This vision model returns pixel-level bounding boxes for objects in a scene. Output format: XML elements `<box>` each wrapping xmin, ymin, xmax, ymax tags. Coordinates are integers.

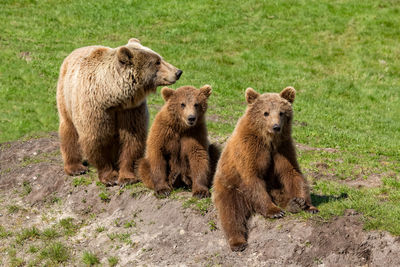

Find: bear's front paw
<box><xmin>65</xmin><ymin>164</ymin><xmax>88</xmax><ymax>176</ymax></box>
<box><xmin>118</xmin><ymin>171</ymin><xmax>140</xmax><ymax>185</ymax></box>
<box><xmin>99</xmin><ymin>170</ymin><xmax>118</xmax><ymax>186</ymax></box>
<box><xmin>192</xmin><ymin>188</ymin><xmax>210</xmax><ymax>199</ymax></box>
<box><xmin>306</xmin><ymin>205</ymin><xmax>319</xmax><ymax>214</ymax></box>
<box><xmin>155</xmin><ymin>185</ymin><xmax>172</xmax><ymax>197</ymax></box>
<box><xmin>287</xmin><ymin>197</ymin><xmax>307</xmax><ymax>213</ymax></box>
<box><xmin>264</xmin><ymin>206</ymin><xmax>285</xmax><ymax>219</ymax></box>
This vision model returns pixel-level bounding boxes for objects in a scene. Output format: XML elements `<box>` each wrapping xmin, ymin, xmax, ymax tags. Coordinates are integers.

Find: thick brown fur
<box><xmin>138</xmin><ymin>85</ymin><xmax>218</xmax><ymax>198</ymax></box>
<box><xmin>57</xmin><ymin>38</ymin><xmax>182</xmax><ymax>185</ymax></box>
<box><xmin>212</xmin><ymin>86</ymin><xmax>318</xmax><ymax>252</ymax></box>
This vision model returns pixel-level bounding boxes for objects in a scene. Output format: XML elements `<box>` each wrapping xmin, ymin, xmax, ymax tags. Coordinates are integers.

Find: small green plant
<box><xmin>73</xmin><ymin>177</ymin><xmax>92</xmax><ymax>187</ymax></box>
<box><xmin>7</xmin><ymin>205</ymin><xmax>20</xmax><ymax>214</ymax></box>
<box><xmin>28</xmin><ymin>245</ymin><xmax>39</xmax><ymax>253</ymax></box>
<box><xmin>42</xmin><ymin>227</ymin><xmax>59</xmax><ymax>239</ymax></box>
<box><xmin>95</xmin><ymin>226</ymin><xmax>106</xmax><ymax>233</ymax></box>
<box><xmin>0</xmin><ymin>225</ymin><xmax>12</xmax><ymax>238</ymax></box>
<box><xmin>59</xmin><ymin>217</ymin><xmax>78</xmax><ymax>236</ymax></box>
<box><xmin>183</xmin><ymin>197</ymin><xmax>213</xmax><ymax>216</ymax></box>
<box><xmin>108</xmin><ymin>256</ymin><xmax>119</xmax><ymax>267</ymax></box>
<box><xmin>39</xmin><ymin>242</ymin><xmax>69</xmax><ymax>263</ymax></box>
<box><xmin>208</xmin><ymin>220</ymin><xmax>217</xmax><ymax>231</ymax></box>
<box><xmin>21</xmin><ymin>181</ymin><xmax>32</xmax><ymax>196</ymax></box>
<box><xmin>124</xmin><ymin>220</ymin><xmax>136</xmax><ymax>228</ymax></box>
<box><xmin>16</xmin><ymin>227</ymin><xmax>41</xmax><ymax>244</ymax></box>
<box><xmin>99</xmin><ymin>192</ymin><xmax>110</xmax><ymax>202</ymax></box>
<box><xmin>82</xmin><ymin>251</ymin><xmax>100</xmax><ymax>266</ymax></box>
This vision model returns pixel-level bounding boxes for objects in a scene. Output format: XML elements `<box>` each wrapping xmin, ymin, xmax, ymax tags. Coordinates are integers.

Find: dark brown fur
<box><xmin>138</xmin><ymin>85</ymin><xmax>217</xmax><ymax>198</ymax></box>
<box><xmin>213</xmin><ymin>87</ymin><xmax>318</xmax><ymax>251</ymax></box>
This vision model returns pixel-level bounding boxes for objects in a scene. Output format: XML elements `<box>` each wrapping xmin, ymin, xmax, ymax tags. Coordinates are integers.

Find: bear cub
<box><xmin>213</xmin><ymin>86</ymin><xmax>318</xmax><ymax>252</ymax></box>
<box><xmin>138</xmin><ymin>85</ymin><xmax>217</xmax><ymax>198</ymax></box>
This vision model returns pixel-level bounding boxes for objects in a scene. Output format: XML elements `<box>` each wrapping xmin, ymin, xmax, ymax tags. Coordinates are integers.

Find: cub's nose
<box><xmin>273</xmin><ymin>124</ymin><xmax>281</xmax><ymax>132</ymax></box>
<box><xmin>188</xmin><ymin>115</ymin><xmax>196</xmax><ymax>123</ymax></box>
<box><xmin>176</xmin><ymin>70</ymin><xmax>183</xmax><ymax>80</ymax></box>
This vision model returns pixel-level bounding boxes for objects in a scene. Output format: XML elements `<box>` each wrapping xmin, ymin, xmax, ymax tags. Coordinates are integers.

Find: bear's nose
<box><xmin>273</xmin><ymin>124</ymin><xmax>281</xmax><ymax>132</ymax></box>
<box><xmin>176</xmin><ymin>70</ymin><xmax>183</xmax><ymax>80</ymax></box>
<box><xmin>188</xmin><ymin>115</ymin><xmax>196</xmax><ymax>122</ymax></box>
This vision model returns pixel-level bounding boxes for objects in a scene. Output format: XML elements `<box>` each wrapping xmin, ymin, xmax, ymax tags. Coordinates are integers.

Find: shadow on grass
<box><xmin>311</xmin><ymin>193</ymin><xmax>348</xmax><ymax>207</ymax></box>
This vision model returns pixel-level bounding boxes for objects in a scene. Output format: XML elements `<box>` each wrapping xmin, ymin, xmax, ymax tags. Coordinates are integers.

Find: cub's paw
<box><xmin>265</xmin><ymin>206</ymin><xmax>285</xmax><ymax>219</ymax></box>
<box><xmin>229</xmin><ymin>237</ymin><xmax>248</xmax><ymax>252</ymax></box>
<box><xmin>155</xmin><ymin>185</ymin><xmax>172</xmax><ymax>197</ymax></box>
<box><xmin>306</xmin><ymin>206</ymin><xmax>319</xmax><ymax>214</ymax></box>
<box><xmin>287</xmin><ymin>197</ymin><xmax>307</xmax><ymax>213</ymax></box>
<box><xmin>65</xmin><ymin>164</ymin><xmax>88</xmax><ymax>176</ymax></box>
<box><xmin>99</xmin><ymin>170</ymin><xmax>118</xmax><ymax>186</ymax></box>
<box><xmin>192</xmin><ymin>188</ymin><xmax>210</xmax><ymax>199</ymax></box>
<box><xmin>117</xmin><ymin>171</ymin><xmax>140</xmax><ymax>185</ymax></box>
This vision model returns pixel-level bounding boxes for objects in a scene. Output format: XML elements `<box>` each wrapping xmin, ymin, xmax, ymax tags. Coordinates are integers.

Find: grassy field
<box><xmin>1</xmin><ymin>0</ymin><xmax>400</xmax><ymax>241</ymax></box>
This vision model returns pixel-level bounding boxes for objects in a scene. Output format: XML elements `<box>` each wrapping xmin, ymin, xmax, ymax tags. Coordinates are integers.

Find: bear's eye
<box><xmin>194</xmin><ymin>103</ymin><xmax>199</xmax><ymax>108</ymax></box>
<box><xmin>156</xmin><ymin>60</ymin><xmax>161</xmax><ymax>65</ymax></box>
<box><xmin>264</xmin><ymin>112</ymin><xmax>269</xmax><ymax>117</ymax></box>
<box><xmin>280</xmin><ymin>112</ymin><xmax>284</xmax><ymax>116</ymax></box>
<box><xmin>181</xmin><ymin>103</ymin><xmax>186</xmax><ymax>108</ymax></box>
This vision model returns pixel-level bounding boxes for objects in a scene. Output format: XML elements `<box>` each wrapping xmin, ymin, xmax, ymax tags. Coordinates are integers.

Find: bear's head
<box><xmin>244</xmin><ymin>86</ymin><xmax>295</xmax><ymax>137</ymax></box>
<box><xmin>161</xmin><ymin>85</ymin><xmax>212</xmax><ymax>128</ymax></box>
<box><xmin>116</xmin><ymin>38</ymin><xmax>182</xmax><ymax>91</ymax></box>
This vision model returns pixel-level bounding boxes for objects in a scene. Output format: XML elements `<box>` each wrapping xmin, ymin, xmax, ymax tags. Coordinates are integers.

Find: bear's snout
<box><xmin>187</xmin><ymin>114</ymin><xmax>197</xmax><ymax>125</ymax></box>
<box><xmin>176</xmin><ymin>70</ymin><xmax>183</xmax><ymax>80</ymax></box>
<box><xmin>273</xmin><ymin>124</ymin><xmax>281</xmax><ymax>132</ymax></box>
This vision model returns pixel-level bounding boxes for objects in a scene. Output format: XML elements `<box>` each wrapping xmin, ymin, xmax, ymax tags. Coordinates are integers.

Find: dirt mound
<box><xmin>1</xmin><ymin>134</ymin><xmax>400</xmax><ymax>266</ymax></box>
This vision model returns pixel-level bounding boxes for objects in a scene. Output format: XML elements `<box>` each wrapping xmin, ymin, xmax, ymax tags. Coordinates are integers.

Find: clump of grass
<box><xmin>208</xmin><ymin>220</ymin><xmax>217</xmax><ymax>231</ymax></box>
<box><xmin>95</xmin><ymin>226</ymin><xmax>106</xmax><ymax>233</ymax></box>
<box><xmin>28</xmin><ymin>245</ymin><xmax>39</xmax><ymax>254</ymax></box>
<box><xmin>108</xmin><ymin>256</ymin><xmax>119</xmax><ymax>266</ymax></box>
<box><xmin>39</xmin><ymin>242</ymin><xmax>69</xmax><ymax>263</ymax></box>
<box><xmin>183</xmin><ymin>197</ymin><xmax>213</xmax><ymax>216</ymax></box>
<box><xmin>16</xmin><ymin>227</ymin><xmax>41</xmax><ymax>244</ymax></box>
<box><xmin>107</xmin><ymin>232</ymin><xmax>132</xmax><ymax>245</ymax></box>
<box><xmin>0</xmin><ymin>225</ymin><xmax>12</xmax><ymax>238</ymax></box>
<box><xmin>99</xmin><ymin>192</ymin><xmax>110</xmax><ymax>202</ymax></box>
<box><xmin>72</xmin><ymin>177</ymin><xmax>92</xmax><ymax>187</ymax></box>
<box><xmin>124</xmin><ymin>220</ymin><xmax>136</xmax><ymax>228</ymax></box>
<box><xmin>59</xmin><ymin>217</ymin><xmax>78</xmax><ymax>236</ymax></box>
<box><xmin>21</xmin><ymin>181</ymin><xmax>32</xmax><ymax>196</ymax></box>
<box><xmin>130</xmin><ymin>182</ymin><xmax>150</xmax><ymax>198</ymax></box>
<box><xmin>42</xmin><ymin>227</ymin><xmax>60</xmax><ymax>239</ymax></box>
<box><xmin>7</xmin><ymin>205</ymin><xmax>20</xmax><ymax>214</ymax></box>
<box><xmin>82</xmin><ymin>251</ymin><xmax>100</xmax><ymax>266</ymax></box>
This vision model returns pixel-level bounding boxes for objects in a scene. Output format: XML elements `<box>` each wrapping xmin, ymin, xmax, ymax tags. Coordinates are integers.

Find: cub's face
<box><xmin>245</xmin><ymin>87</ymin><xmax>295</xmax><ymax>135</ymax></box>
<box><xmin>117</xmin><ymin>38</ymin><xmax>182</xmax><ymax>89</ymax></box>
<box><xmin>162</xmin><ymin>85</ymin><xmax>212</xmax><ymax>128</ymax></box>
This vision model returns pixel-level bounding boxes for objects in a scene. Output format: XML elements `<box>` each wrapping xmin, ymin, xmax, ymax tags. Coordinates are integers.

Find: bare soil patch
<box><xmin>0</xmin><ymin>134</ymin><xmax>399</xmax><ymax>266</ymax></box>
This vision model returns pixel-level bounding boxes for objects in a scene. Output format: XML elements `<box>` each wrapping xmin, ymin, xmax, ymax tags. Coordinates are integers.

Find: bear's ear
<box><xmin>280</xmin><ymin>86</ymin><xmax>296</xmax><ymax>104</ymax></box>
<box><xmin>161</xmin><ymin>87</ymin><xmax>175</xmax><ymax>101</ymax></box>
<box><xmin>128</xmin><ymin>38</ymin><xmax>141</xmax><ymax>44</ymax></box>
<box><xmin>245</xmin><ymin>87</ymin><xmax>260</xmax><ymax>104</ymax></box>
<box><xmin>200</xmin><ymin>84</ymin><xmax>212</xmax><ymax>99</ymax></box>
<box><xmin>117</xmin><ymin>47</ymin><xmax>133</xmax><ymax>65</ymax></box>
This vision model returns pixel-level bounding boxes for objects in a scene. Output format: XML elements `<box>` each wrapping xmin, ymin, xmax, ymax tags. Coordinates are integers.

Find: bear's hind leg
<box><xmin>59</xmin><ymin>119</ymin><xmax>88</xmax><ymax>176</ymax></box>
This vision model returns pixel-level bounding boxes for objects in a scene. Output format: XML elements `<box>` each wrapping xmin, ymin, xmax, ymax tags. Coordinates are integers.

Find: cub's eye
<box><xmin>181</xmin><ymin>103</ymin><xmax>186</xmax><ymax>108</ymax></box>
<box><xmin>280</xmin><ymin>112</ymin><xmax>284</xmax><ymax>116</ymax></box>
<box><xmin>194</xmin><ymin>103</ymin><xmax>199</xmax><ymax>108</ymax></box>
<box><xmin>156</xmin><ymin>60</ymin><xmax>161</xmax><ymax>65</ymax></box>
<box><xmin>264</xmin><ymin>112</ymin><xmax>269</xmax><ymax>117</ymax></box>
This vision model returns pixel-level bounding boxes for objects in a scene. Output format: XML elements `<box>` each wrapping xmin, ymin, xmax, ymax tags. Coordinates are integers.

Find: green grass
<box><xmin>39</xmin><ymin>242</ymin><xmax>69</xmax><ymax>263</ymax></box>
<box><xmin>82</xmin><ymin>251</ymin><xmax>100</xmax><ymax>266</ymax></box>
<box><xmin>108</xmin><ymin>256</ymin><xmax>119</xmax><ymax>267</ymax></box>
<box><xmin>0</xmin><ymin>0</ymin><xmax>400</xmax><ymax>236</ymax></box>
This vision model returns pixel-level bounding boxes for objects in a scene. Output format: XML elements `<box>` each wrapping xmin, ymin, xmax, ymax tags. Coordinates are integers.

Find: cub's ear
<box><xmin>161</xmin><ymin>87</ymin><xmax>175</xmax><ymax>101</ymax></box>
<box><xmin>280</xmin><ymin>86</ymin><xmax>296</xmax><ymax>104</ymax></box>
<box><xmin>128</xmin><ymin>38</ymin><xmax>141</xmax><ymax>44</ymax></box>
<box><xmin>200</xmin><ymin>84</ymin><xmax>212</xmax><ymax>98</ymax></box>
<box><xmin>117</xmin><ymin>47</ymin><xmax>133</xmax><ymax>65</ymax></box>
<box><xmin>245</xmin><ymin>87</ymin><xmax>260</xmax><ymax>104</ymax></box>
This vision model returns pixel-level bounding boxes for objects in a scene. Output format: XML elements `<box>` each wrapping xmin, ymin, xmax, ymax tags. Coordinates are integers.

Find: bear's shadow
<box><xmin>310</xmin><ymin>192</ymin><xmax>348</xmax><ymax>207</ymax></box>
